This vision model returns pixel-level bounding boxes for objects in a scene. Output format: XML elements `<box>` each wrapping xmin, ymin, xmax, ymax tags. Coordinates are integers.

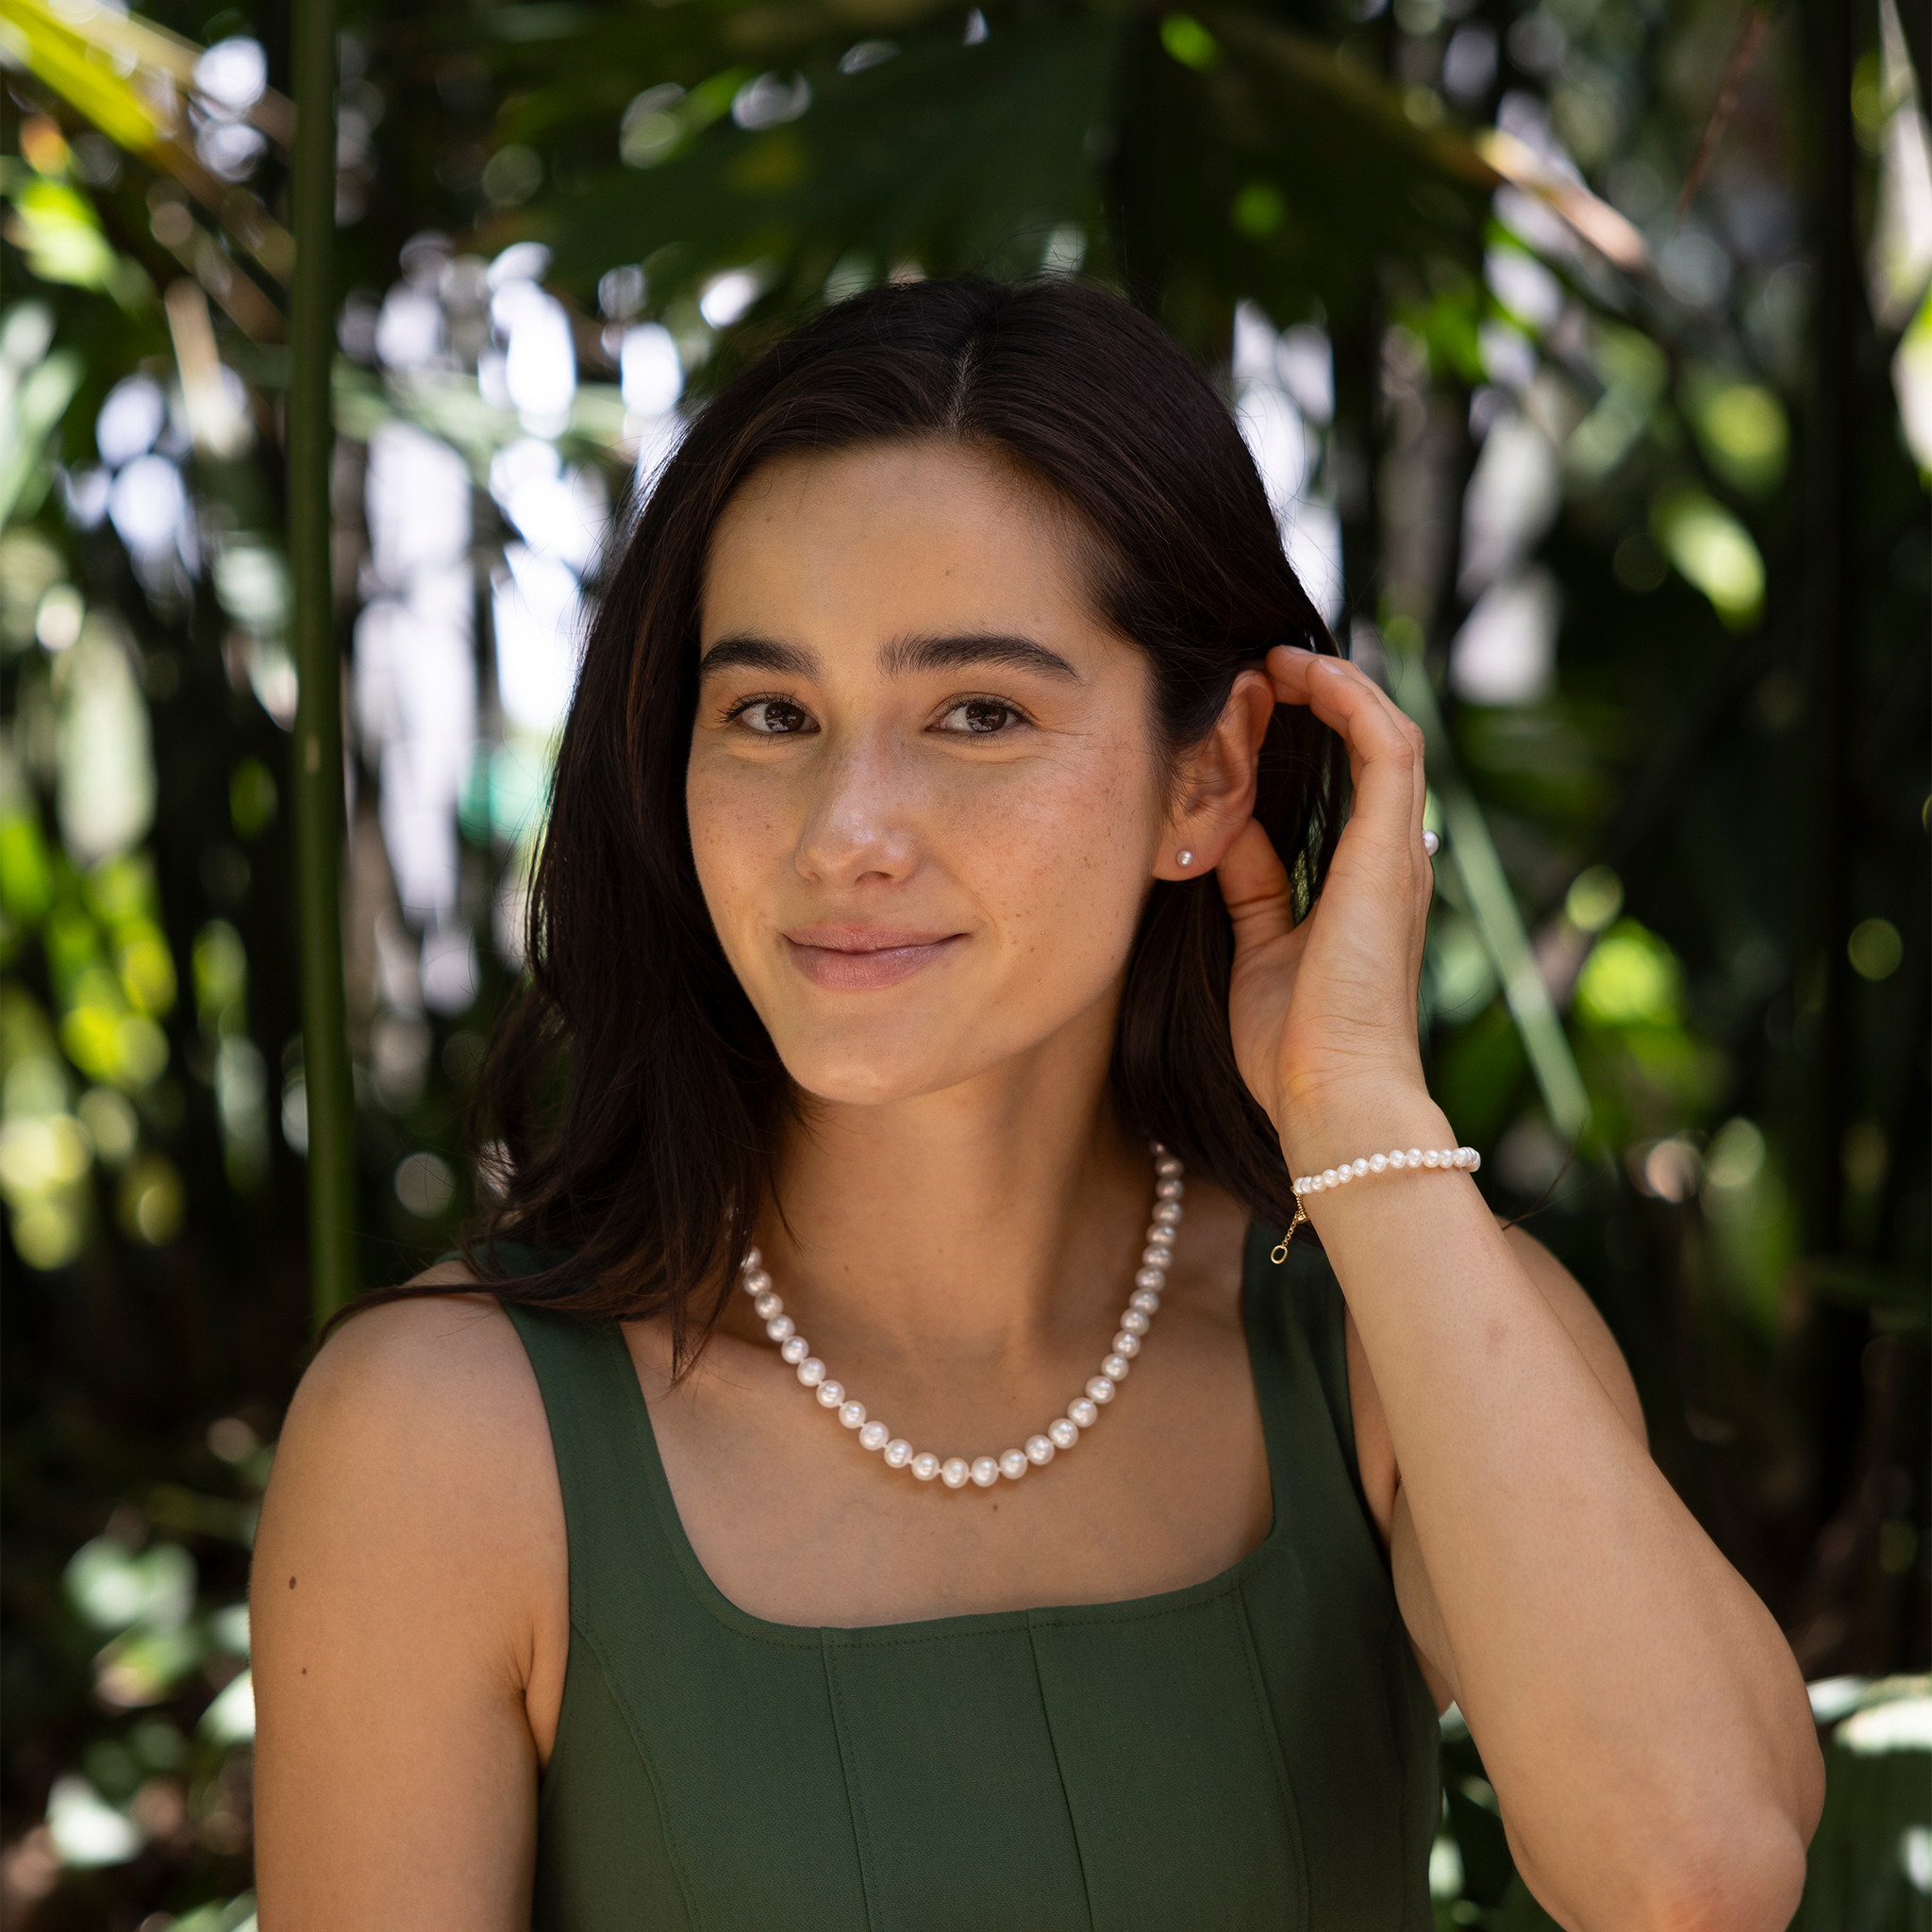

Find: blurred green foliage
<box><xmin>2</xmin><ymin>0</ymin><xmax>1927</xmax><ymax>1923</ymax></box>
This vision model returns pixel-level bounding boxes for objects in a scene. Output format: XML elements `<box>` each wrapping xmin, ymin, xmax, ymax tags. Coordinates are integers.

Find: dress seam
<box><xmin>1023</xmin><ymin>1612</ymin><xmax>1099</xmax><ymax>1932</ymax></box>
<box><xmin>1233</xmin><ymin>1583</ymin><xmax>1312</xmax><ymax>1927</ymax></box>
<box><xmin>821</xmin><ymin>1634</ymin><xmax>887</xmax><ymax>1932</ymax></box>
<box><xmin>569</xmin><ymin>1609</ymin><xmax>706</xmax><ymax>1932</ymax></box>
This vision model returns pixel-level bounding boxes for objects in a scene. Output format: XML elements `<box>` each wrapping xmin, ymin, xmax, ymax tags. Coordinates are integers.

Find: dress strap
<box><xmin>1241</xmin><ymin>1224</ymin><xmax>1375</xmax><ymax>1551</ymax></box>
<box><xmin>494</xmin><ymin>1291</ymin><xmax>679</xmax><ymax>1629</ymax></box>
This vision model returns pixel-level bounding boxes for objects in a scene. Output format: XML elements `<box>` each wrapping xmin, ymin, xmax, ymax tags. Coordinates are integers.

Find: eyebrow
<box><xmin>697</xmin><ymin>631</ymin><xmax>1082</xmax><ymax>683</ymax></box>
<box><xmin>879</xmin><ymin>633</ymin><xmax>1081</xmax><ymax>682</ymax></box>
<box><xmin>697</xmin><ymin>635</ymin><xmax>818</xmax><ymax>680</ymax></box>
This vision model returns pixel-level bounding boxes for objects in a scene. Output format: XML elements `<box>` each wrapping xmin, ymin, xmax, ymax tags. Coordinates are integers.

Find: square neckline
<box><xmin>595</xmin><ymin>1222</ymin><xmax>1300</xmax><ymax>1645</ymax></box>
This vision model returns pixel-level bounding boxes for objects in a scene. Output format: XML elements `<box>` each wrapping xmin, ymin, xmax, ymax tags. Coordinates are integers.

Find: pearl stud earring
<box><xmin>1176</xmin><ymin>850</ymin><xmax>1194</xmax><ymax>868</ymax></box>
<box><xmin>1422</xmin><ymin>830</ymin><xmax>1441</xmax><ymax>857</ymax></box>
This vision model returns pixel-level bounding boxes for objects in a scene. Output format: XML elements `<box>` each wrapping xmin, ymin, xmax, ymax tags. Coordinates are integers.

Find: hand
<box><xmin>1216</xmin><ymin>646</ymin><xmax>1441</xmax><ymax>1167</ymax></box>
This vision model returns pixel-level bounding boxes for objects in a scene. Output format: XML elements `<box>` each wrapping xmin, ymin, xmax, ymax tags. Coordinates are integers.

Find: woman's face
<box><xmin>688</xmin><ymin>440</ymin><xmax>1174</xmax><ymax>1109</ymax></box>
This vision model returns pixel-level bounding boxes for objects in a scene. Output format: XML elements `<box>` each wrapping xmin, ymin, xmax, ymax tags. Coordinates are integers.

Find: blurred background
<box><xmin>0</xmin><ymin>0</ymin><xmax>1927</xmax><ymax>1922</ymax></box>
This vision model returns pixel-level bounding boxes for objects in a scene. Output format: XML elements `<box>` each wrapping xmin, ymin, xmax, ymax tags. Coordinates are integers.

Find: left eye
<box><xmin>938</xmin><ymin>699</ymin><xmax>1020</xmax><ymax>735</ymax></box>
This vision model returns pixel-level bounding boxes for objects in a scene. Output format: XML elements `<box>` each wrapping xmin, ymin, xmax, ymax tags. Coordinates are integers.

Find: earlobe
<box><xmin>1159</xmin><ymin>674</ymin><xmax>1272</xmax><ymax>881</ymax></box>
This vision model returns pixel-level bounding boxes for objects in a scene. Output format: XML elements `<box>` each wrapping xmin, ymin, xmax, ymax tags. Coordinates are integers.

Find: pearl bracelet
<box><xmin>1293</xmin><ymin>1144</ymin><xmax>1481</xmax><ymax>1197</ymax></box>
<box><xmin>1273</xmin><ymin>1144</ymin><xmax>1481</xmax><ymax>1261</ymax></box>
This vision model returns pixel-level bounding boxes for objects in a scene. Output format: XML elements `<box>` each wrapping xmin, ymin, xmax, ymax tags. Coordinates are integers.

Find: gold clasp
<box><xmin>1270</xmin><ymin>1202</ymin><xmax>1307</xmax><ymax>1265</ymax></box>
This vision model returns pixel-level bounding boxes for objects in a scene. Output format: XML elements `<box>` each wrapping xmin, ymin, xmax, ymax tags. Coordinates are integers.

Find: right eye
<box><xmin>733</xmin><ymin>698</ymin><xmax>813</xmax><ymax>736</ymax></box>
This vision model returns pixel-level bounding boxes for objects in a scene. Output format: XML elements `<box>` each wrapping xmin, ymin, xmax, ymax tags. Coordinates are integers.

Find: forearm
<box><xmin>1288</xmin><ymin>1089</ymin><xmax>1820</xmax><ymax>1929</ymax></box>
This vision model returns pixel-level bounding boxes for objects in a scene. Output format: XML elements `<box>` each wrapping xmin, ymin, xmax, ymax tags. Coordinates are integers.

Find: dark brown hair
<box><xmin>344</xmin><ymin>275</ymin><xmax>1345</xmax><ymax>1359</ymax></box>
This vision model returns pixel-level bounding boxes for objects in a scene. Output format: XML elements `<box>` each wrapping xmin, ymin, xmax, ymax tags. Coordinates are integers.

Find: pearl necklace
<box><xmin>739</xmin><ymin>1146</ymin><xmax>1184</xmax><ymax>1491</ymax></box>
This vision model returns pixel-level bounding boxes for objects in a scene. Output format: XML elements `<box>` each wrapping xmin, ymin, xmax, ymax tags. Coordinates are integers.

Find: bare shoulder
<box><xmin>252</xmin><ymin>1284</ymin><xmax>568</xmax><ymax>1917</ymax></box>
<box><xmin>1497</xmin><ymin>1224</ymin><xmax>1646</xmax><ymax>1445</ymax></box>
<box><xmin>258</xmin><ymin>1266</ymin><xmax>560</xmax><ymax>1615</ymax></box>
<box><xmin>278</xmin><ymin>1269</ymin><xmax>551</xmax><ymax>1474</ymax></box>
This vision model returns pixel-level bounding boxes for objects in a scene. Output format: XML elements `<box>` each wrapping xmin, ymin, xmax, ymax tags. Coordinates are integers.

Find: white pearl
<box><xmin>884</xmin><ymin>1438</ymin><xmax>913</xmax><ymax>1467</ymax></box>
<box><xmin>1047</xmin><ymin>1418</ymin><xmax>1078</xmax><ymax>1449</ymax></box>
<box><xmin>1112</xmin><ymin>1330</ymin><xmax>1141</xmax><ymax>1357</ymax></box>
<box><xmin>1156</xmin><ymin>1155</ymin><xmax>1183</xmax><ymax>1176</ymax></box>
<box><xmin>815</xmin><ymin>1380</ymin><xmax>845</xmax><ymax>1408</ymax></box>
<box><xmin>1453</xmin><ymin>1147</ymin><xmax>1471</xmax><ymax>1168</ymax></box>
<box><xmin>1025</xmin><ymin>1434</ymin><xmax>1056</xmax><ymax>1464</ymax></box>
<box><xmin>1407</xmin><ymin>1148</ymin><xmax>1424</xmax><ymax>1166</ymax></box>
<box><xmin>1130</xmin><ymin>1289</ymin><xmax>1160</xmax><ymax>1315</ymax></box>
<box><xmin>765</xmin><ymin>1314</ymin><xmax>795</xmax><ymax>1342</ymax></box>
<box><xmin>1369</xmin><ymin>1152</ymin><xmax>1388</xmax><ymax>1173</ymax></box>
<box><xmin>838</xmin><ymin>1399</ymin><xmax>866</xmax><ymax>1429</ymax></box>
<box><xmin>742</xmin><ymin>1268</ymin><xmax>773</xmax><ymax>1296</ymax></box>
<box><xmin>797</xmin><ymin>1357</ymin><xmax>826</xmax><ymax>1387</ymax></box>
<box><xmin>1102</xmin><ymin>1354</ymin><xmax>1130</xmax><ymax>1381</ymax></box>
<box><xmin>1352</xmin><ymin>1158</ymin><xmax>1369</xmax><ymax>1177</ymax></box>
<box><xmin>1153</xmin><ymin>1202</ymin><xmax>1182</xmax><ymax>1224</ymax></box>
<box><xmin>1467</xmin><ymin>1149</ymin><xmax>1482</xmax><ymax>1172</ymax></box>
<box><xmin>858</xmin><ymin>1420</ymin><xmax>890</xmax><ymax>1451</ymax></box>
<box><xmin>911</xmin><ymin>1451</ymin><xmax>941</xmax><ymax>1481</ymax></box>
<box><xmin>1388</xmin><ymin>1150</ymin><xmax>1407</xmax><ymax>1168</ymax></box>
<box><xmin>1141</xmin><ymin>1245</ymin><xmax>1172</xmax><ymax>1269</ymax></box>
<box><xmin>1145</xmin><ymin>1224</ymin><xmax>1175</xmax><ymax>1247</ymax></box>
<box><xmin>1322</xmin><ymin>1168</ymin><xmax>1339</xmax><ymax>1188</ymax></box>
<box><xmin>1156</xmin><ymin>1177</ymin><xmax>1184</xmax><ymax>1200</ymax></box>
<box><xmin>1086</xmin><ymin>1374</ymin><xmax>1116</xmax><ymax>1404</ymax></box>
<box><xmin>999</xmin><ymin>1449</ymin><xmax>1028</xmax><ymax>1480</ymax></box>
<box><xmin>970</xmin><ymin>1457</ymin><xmax>1000</xmax><ymax>1488</ymax></box>
<box><xmin>1134</xmin><ymin>1267</ymin><xmax>1166</xmax><ymax>1292</ymax></box>
<box><xmin>941</xmin><ymin>1457</ymin><xmax>970</xmax><ymax>1489</ymax></box>
<box><xmin>780</xmin><ymin>1335</ymin><xmax>809</xmax><ymax>1365</ymax></box>
<box><xmin>741</xmin><ymin>1246</ymin><xmax>762</xmax><ymax>1271</ymax></box>
<box><xmin>1120</xmin><ymin>1307</ymin><xmax>1151</xmax><ymax>1336</ymax></box>
<box><xmin>1335</xmin><ymin>1165</ymin><xmax>1354</xmax><ymax>1184</ymax></box>
<box><xmin>1069</xmin><ymin>1397</ymin><xmax>1099</xmax><ymax>1428</ymax></box>
<box><xmin>754</xmin><ymin>1291</ymin><xmax>784</xmax><ymax>1320</ymax></box>
<box><xmin>1422</xmin><ymin>1148</ymin><xmax>1441</xmax><ymax>1168</ymax></box>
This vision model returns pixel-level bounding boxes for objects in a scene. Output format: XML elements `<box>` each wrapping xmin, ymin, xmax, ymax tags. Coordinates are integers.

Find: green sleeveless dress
<box><xmin>499</xmin><ymin>1224</ymin><xmax>1441</xmax><ymax>1929</ymax></box>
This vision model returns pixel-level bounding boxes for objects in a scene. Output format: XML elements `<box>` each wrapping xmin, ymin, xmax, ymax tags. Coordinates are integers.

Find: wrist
<box><xmin>1277</xmin><ymin>1081</ymin><xmax>1452</xmax><ymax>1182</ymax></box>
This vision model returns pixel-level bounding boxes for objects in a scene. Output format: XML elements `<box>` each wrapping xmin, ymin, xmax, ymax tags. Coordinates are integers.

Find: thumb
<box><xmin>1216</xmin><ymin>816</ymin><xmax>1296</xmax><ymax>955</ymax></box>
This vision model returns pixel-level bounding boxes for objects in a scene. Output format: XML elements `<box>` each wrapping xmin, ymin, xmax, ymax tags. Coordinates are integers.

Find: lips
<box><xmin>781</xmin><ymin>924</ymin><xmax>964</xmax><ymax>991</ymax></box>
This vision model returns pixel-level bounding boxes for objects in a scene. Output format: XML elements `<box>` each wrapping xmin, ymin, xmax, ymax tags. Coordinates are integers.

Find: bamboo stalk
<box><xmin>1384</xmin><ymin>646</ymin><xmax>1591</xmax><ymax>1144</ymax></box>
<box><xmin>289</xmin><ymin>0</ymin><xmax>356</xmax><ymax>1326</ymax></box>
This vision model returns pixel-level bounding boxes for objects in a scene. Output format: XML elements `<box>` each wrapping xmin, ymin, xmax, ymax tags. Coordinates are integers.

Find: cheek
<box><xmin>943</xmin><ymin>741</ymin><xmax>1161</xmax><ymax>981</ymax></box>
<box><xmin>685</xmin><ymin>753</ymin><xmax>785</xmax><ymax>944</ymax></box>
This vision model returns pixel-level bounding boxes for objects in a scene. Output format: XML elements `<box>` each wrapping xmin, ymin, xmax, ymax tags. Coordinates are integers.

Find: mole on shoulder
<box><xmin>290</xmin><ymin>1575</ymin><xmax>297</xmax><ymax>1588</ymax></box>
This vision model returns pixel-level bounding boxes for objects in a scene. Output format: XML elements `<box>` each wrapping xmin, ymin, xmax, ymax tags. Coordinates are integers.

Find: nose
<box><xmin>793</xmin><ymin>725</ymin><xmax>920</xmax><ymax>889</ymax></box>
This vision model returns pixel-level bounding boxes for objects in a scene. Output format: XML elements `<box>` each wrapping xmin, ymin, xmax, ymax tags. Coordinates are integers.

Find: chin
<box><xmin>775</xmin><ymin>1040</ymin><xmax>974</xmax><ymax>1109</ymax></box>
<box><xmin>766</xmin><ymin>1005</ymin><xmax>1022</xmax><ymax>1110</ymax></box>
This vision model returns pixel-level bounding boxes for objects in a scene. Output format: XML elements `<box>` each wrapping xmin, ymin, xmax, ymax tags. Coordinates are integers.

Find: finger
<box><xmin>1266</xmin><ymin>646</ymin><xmax>1422</xmax><ymax>770</ymax></box>
<box><xmin>1265</xmin><ymin>649</ymin><xmax>1427</xmax><ymax>849</ymax></box>
<box><xmin>1215</xmin><ymin>815</ymin><xmax>1296</xmax><ymax>954</ymax></box>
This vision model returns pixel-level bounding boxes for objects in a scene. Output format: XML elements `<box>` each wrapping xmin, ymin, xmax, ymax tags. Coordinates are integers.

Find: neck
<box><xmin>758</xmin><ymin>1009</ymin><xmax>1153</xmax><ymax>1364</ymax></box>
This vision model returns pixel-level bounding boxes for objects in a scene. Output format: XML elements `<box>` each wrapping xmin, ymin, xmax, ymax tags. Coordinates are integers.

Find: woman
<box><xmin>253</xmin><ymin>278</ymin><xmax>1821</xmax><ymax>1929</ymax></box>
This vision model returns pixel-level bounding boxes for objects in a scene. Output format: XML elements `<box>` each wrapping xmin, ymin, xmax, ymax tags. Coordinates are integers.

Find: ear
<box><xmin>1153</xmin><ymin>668</ymin><xmax>1274</xmax><ymax>881</ymax></box>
